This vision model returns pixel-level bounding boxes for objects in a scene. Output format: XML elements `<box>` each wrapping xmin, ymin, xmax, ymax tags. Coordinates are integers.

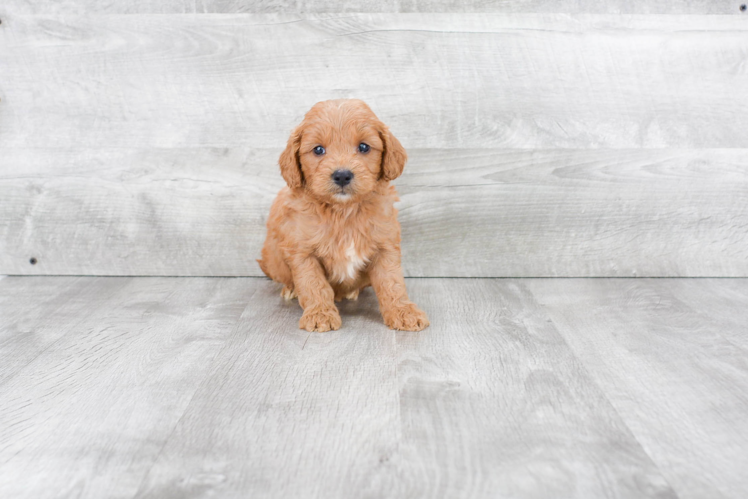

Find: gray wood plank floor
<box><xmin>1</xmin><ymin>277</ymin><xmax>747</xmax><ymax>497</ymax></box>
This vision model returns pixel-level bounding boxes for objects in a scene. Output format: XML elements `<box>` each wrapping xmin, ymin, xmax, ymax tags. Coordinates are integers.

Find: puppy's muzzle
<box><xmin>332</xmin><ymin>169</ymin><xmax>354</xmax><ymax>187</ymax></box>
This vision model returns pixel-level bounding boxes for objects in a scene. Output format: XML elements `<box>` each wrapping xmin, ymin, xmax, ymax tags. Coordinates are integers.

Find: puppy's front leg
<box><xmin>289</xmin><ymin>255</ymin><xmax>342</xmax><ymax>332</ymax></box>
<box><xmin>369</xmin><ymin>249</ymin><xmax>429</xmax><ymax>332</ymax></box>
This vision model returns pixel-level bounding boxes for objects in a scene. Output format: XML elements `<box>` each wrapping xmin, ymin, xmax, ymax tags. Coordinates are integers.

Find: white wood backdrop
<box><xmin>1</xmin><ymin>9</ymin><xmax>747</xmax><ymax>276</ymax></box>
<box><xmin>2</xmin><ymin>0</ymin><xmax>744</xmax><ymax>14</ymax></box>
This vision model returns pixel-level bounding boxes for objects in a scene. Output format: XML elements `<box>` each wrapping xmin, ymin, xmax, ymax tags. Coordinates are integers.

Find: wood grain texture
<box><xmin>0</xmin><ymin>277</ymin><xmax>681</xmax><ymax>497</ymax></box>
<box><xmin>527</xmin><ymin>278</ymin><xmax>748</xmax><ymax>498</ymax></box>
<box><xmin>660</xmin><ymin>278</ymin><xmax>748</xmax><ymax>351</ymax></box>
<box><xmin>0</xmin><ymin>276</ymin><xmax>127</xmax><ymax>383</ymax></box>
<box><xmin>1</xmin><ymin>14</ymin><xmax>747</xmax><ymax>149</ymax></box>
<box><xmin>0</xmin><ymin>277</ymin><xmax>250</xmax><ymax>497</ymax></box>
<box><xmin>136</xmin><ymin>279</ymin><xmax>401</xmax><ymax>498</ymax></box>
<box><xmin>0</xmin><ymin>148</ymin><xmax>273</xmax><ymax>277</ymax></box>
<box><xmin>2</xmin><ymin>148</ymin><xmax>747</xmax><ymax>277</ymax></box>
<box><xmin>375</xmin><ymin>279</ymin><xmax>675</xmax><ymax>497</ymax></box>
<box><xmin>2</xmin><ymin>0</ymin><xmax>743</xmax><ymax>14</ymax></box>
<box><xmin>3</xmin><ymin>277</ymin><xmax>748</xmax><ymax>496</ymax></box>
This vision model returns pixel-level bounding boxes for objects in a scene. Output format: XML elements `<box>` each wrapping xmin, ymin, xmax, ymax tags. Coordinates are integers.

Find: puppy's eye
<box><xmin>313</xmin><ymin>146</ymin><xmax>326</xmax><ymax>156</ymax></box>
<box><xmin>358</xmin><ymin>143</ymin><xmax>370</xmax><ymax>153</ymax></box>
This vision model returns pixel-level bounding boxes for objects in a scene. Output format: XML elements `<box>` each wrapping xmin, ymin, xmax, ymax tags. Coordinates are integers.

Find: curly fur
<box><xmin>258</xmin><ymin>99</ymin><xmax>429</xmax><ymax>332</ymax></box>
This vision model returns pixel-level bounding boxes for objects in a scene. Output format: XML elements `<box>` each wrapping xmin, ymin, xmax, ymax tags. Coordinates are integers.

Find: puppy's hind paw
<box><xmin>299</xmin><ymin>307</ymin><xmax>342</xmax><ymax>332</ymax></box>
<box><xmin>281</xmin><ymin>286</ymin><xmax>297</xmax><ymax>301</ymax></box>
<box><xmin>383</xmin><ymin>303</ymin><xmax>429</xmax><ymax>332</ymax></box>
<box><xmin>334</xmin><ymin>288</ymin><xmax>360</xmax><ymax>302</ymax></box>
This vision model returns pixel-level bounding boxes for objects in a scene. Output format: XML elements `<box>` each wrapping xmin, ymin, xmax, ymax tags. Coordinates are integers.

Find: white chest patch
<box><xmin>343</xmin><ymin>242</ymin><xmax>366</xmax><ymax>282</ymax></box>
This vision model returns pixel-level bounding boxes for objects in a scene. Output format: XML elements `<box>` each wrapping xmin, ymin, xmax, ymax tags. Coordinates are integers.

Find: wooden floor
<box><xmin>1</xmin><ymin>277</ymin><xmax>747</xmax><ymax>498</ymax></box>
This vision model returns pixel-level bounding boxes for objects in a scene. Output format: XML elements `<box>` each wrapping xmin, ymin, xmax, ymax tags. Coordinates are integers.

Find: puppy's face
<box><xmin>279</xmin><ymin>99</ymin><xmax>406</xmax><ymax>204</ymax></box>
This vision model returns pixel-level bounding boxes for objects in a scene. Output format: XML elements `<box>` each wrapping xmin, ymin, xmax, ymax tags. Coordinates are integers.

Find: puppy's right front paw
<box><xmin>299</xmin><ymin>307</ymin><xmax>342</xmax><ymax>332</ymax></box>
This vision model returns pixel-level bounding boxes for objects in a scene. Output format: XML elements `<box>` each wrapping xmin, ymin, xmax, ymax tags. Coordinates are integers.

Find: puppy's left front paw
<box><xmin>383</xmin><ymin>303</ymin><xmax>429</xmax><ymax>332</ymax></box>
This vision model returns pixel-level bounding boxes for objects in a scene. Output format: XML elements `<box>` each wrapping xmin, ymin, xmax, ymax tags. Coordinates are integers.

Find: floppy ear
<box><xmin>279</xmin><ymin>126</ymin><xmax>304</xmax><ymax>189</ymax></box>
<box><xmin>379</xmin><ymin>125</ymin><xmax>407</xmax><ymax>181</ymax></box>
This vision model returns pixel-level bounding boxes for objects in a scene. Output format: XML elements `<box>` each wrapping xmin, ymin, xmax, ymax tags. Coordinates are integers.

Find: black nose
<box><xmin>332</xmin><ymin>169</ymin><xmax>354</xmax><ymax>187</ymax></box>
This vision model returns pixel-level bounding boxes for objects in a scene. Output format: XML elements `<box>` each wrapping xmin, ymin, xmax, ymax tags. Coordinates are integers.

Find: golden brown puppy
<box><xmin>258</xmin><ymin>99</ymin><xmax>429</xmax><ymax>332</ymax></box>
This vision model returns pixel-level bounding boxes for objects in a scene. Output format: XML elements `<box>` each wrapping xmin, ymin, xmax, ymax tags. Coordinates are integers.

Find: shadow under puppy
<box><xmin>259</xmin><ymin>99</ymin><xmax>429</xmax><ymax>332</ymax></box>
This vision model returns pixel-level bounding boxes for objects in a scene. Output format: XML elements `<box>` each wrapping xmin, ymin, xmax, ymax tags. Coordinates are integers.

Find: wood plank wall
<box><xmin>2</xmin><ymin>1</ymin><xmax>744</xmax><ymax>14</ymax></box>
<box><xmin>1</xmin><ymin>4</ymin><xmax>747</xmax><ymax>276</ymax></box>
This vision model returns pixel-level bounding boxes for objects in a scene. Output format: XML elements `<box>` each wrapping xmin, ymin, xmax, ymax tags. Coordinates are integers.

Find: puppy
<box><xmin>258</xmin><ymin>99</ymin><xmax>429</xmax><ymax>332</ymax></box>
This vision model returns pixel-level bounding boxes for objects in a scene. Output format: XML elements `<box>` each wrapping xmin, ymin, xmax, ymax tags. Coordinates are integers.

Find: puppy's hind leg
<box><xmin>349</xmin><ymin>278</ymin><xmax>371</xmax><ymax>301</ymax></box>
<box><xmin>334</xmin><ymin>288</ymin><xmax>358</xmax><ymax>302</ymax></box>
<box><xmin>281</xmin><ymin>285</ymin><xmax>297</xmax><ymax>301</ymax></box>
<box><xmin>260</xmin><ymin>234</ymin><xmax>295</xmax><ymax>299</ymax></box>
<box><xmin>335</xmin><ymin>277</ymin><xmax>370</xmax><ymax>301</ymax></box>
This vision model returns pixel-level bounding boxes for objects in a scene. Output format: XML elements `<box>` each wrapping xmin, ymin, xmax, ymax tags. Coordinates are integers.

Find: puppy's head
<box><xmin>279</xmin><ymin>99</ymin><xmax>406</xmax><ymax>204</ymax></box>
